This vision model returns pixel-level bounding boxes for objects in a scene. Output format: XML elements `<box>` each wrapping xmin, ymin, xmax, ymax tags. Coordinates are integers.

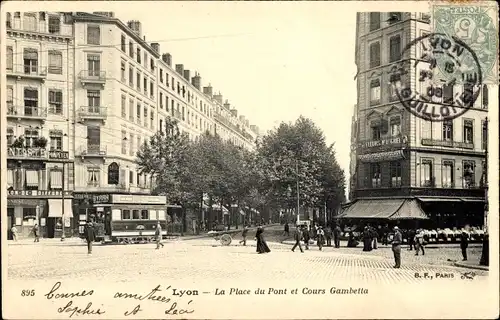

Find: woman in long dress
<box><xmin>255</xmin><ymin>226</ymin><xmax>271</xmax><ymax>254</ymax></box>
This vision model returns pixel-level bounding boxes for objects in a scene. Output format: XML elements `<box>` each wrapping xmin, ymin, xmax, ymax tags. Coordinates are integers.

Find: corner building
<box><xmin>345</xmin><ymin>12</ymin><xmax>488</xmax><ymax>229</ymax></box>
<box><xmin>6</xmin><ymin>12</ymin><xmax>75</xmax><ymax>239</ymax></box>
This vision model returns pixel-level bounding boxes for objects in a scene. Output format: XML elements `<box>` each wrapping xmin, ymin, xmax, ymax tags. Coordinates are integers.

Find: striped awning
<box><xmin>50</xmin><ymin>170</ymin><xmax>63</xmax><ymax>189</ymax></box>
<box><xmin>389</xmin><ymin>199</ymin><xmax>429</xmax><ymax>220</ymax></box>
<box><xmin>338</xmin><ymin>199</ymin><xmax>406</xmax><ymax>219</ymax></box>
<box><xmin>25</xmin><ymin>170</ymin><xmax>39</xmax><ymax>187</ymax></box>
<box><xmin>358</xmin><ymin>150</ymin><xmax>405</xmax><ymax>163</ymax></box>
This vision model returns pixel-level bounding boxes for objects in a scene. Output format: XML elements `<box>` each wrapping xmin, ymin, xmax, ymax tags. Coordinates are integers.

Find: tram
<box><xmin>79</xmin><ymin>194</ymin><xmax>179</xmax><ymax>244</ymax></box>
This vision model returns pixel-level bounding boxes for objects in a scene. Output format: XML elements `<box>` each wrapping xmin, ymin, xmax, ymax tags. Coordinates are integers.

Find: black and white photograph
<box><xmin>1</xmin><ymin>1</ymin><xmax>499</xmax><ymax>319</ymax></box>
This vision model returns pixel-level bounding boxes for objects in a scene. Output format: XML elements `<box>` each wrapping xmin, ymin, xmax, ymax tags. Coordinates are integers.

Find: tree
<box><xmin>257</xmin><ymin>116</ymin><xmax>345</xmax><ymax>222</ymax></box>
<box><xmin>136</xmin><ymin>117</ymin><xmax>192</xmax><ymax>205</ymax></box>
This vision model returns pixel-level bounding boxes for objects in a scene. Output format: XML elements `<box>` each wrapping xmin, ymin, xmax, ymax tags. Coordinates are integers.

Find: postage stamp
<box><xmin>393</xmin><ymin>33</ymin><xmax>482</xmax><ymax>121</ymax></box>
<box><xmin>432</xmin><ymin>3</ymin><xmax>499</xmax><ymax>85</ymax></box>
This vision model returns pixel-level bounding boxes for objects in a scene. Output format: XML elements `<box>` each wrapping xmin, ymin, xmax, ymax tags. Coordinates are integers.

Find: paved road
<box><xmin>7</xmin><ymin>238</ymin><xmax>487</xmax><ymax>283</ymax></box>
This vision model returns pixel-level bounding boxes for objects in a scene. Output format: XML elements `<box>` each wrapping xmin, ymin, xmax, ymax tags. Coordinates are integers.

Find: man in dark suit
<box><xmin>460</xmin><ymin>228</ymin><xmax>469</xmax><ymax>261</ymax></box>
<box><xmin>392</xmin><ymin>226</ymin><xmax>402</xmax><ymax>268</ymax></box>
<box><xmin>333</xmin><ymin>225</ymin><xmax>341</xmax><ymax>248</ymax></box>
<box><xmin>302</xmin><ymin>226</ymin><xmax>310</xmax><ymax>250</ymax></box>
<box><xmin>84</xmin><ymin>221</ymin><xmax>96</xmax><ymax>254</ymax></box>
<box><xmin>291</xmin><ymin>226</ymin><xmax>304</xmax><ymax>253</ymax></box>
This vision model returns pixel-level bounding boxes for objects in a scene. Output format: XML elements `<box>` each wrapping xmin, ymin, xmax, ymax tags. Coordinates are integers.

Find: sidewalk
<box><xmin>280</xmin><ymin>240</ymin><xmax>482</xmax><ymax>249</ymax></box>
<box><xmin>453</xmin><ymin>259</ymin><xmax>489</xmax><ymax>271</ymax></box>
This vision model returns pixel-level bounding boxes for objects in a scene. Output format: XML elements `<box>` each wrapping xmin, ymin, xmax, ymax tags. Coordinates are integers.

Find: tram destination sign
<box><xmin>110</xmin><ymin>194</ymin><xmax>167</xmax><ymax>205</ymax></box>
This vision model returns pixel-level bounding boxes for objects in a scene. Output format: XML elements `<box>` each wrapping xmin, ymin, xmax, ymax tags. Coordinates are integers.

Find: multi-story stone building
<box><xmin>345</xmin><ymin>12</ymin><xmax>488</xmax><ymax>228</ymax></box>
<box><xmin>6</xmin><ymin>11</ymin><xmax>75</xmax><ymax>238</ymax></box>
<box><xmin>5</xmin><ymin>11</ymin><xmax>260</xmax><ymax>238</ymax></box>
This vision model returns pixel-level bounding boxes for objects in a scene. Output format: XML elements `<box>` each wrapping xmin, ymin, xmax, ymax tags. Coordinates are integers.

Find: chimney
<box><xmin>183</xmin><ymin>70</ymin><xmax>191</xmax><ymax>81</ymax></box>
<box><xmin>175</xmin><ymin>64</ymin><xmax>184</xmax><ymax>75</ymax></box>
<box><xmin>127</xmin><ymin>20</ymin><xmax>142</xmax><ymax>37</ymax></box>
<box><xmin>224</xmin><ymin>100</ymin><xmax>231</xmax><ymax>109</ymax></box>
<box><xmin>162</xmin><ymin>53</ymin><xmax>172</xmax><ymax>66</ymax></box>
<box><xmin>203</xmin><ymin>84</ymin><xmax>213</xmax><ymax>97</ymax></box>
<box><xmin>213</xmin><ymin>92</ymin><xmax>223</xmax><ymax>104</ymax></box>
<box><xmin>230</xmin><ymin>109</ymin><xmax>238</xmax><ymax>117</ymax></box>
<box><xmin>93</xmin><ymin>12</ymin><xmax>115</xmax><ymax>18</ymax></box>
<box><xmin>151</xmin><ymin>43</ymin><xmax>160</xmax><ymax>53</ymax></box>
<box><xmin>192</xmin><ymin>72</ymin><xmax>201</xmax><ymax>90</ymax></box>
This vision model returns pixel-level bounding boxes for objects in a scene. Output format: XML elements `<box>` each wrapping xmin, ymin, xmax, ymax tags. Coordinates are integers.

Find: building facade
<box><xmin>346</xmin><ymin>12</ymin><xmax>488</xmax><ymax>228</ymax></box>
<box><xmin>6</xmin><ymin>12</ymin><xmax>75</xmax><ymax>238</ymax></box>
<box><xmin>5</xmin><ymin>11</ymin><xmax>260</xmax><ymax>238</ymax></box>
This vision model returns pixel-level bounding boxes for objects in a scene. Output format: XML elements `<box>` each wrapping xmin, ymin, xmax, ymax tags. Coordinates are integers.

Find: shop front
<box><xmin>7</xmin><ymin>190</ymin><xmax>74</xmax><ymax>239</ymax></box>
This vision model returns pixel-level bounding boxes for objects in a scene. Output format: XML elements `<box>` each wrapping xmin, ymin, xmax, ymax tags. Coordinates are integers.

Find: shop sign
<box><xmin>73</xmin><ymin>193</ymin><xmax>110</xmax><ymax>204</ymax></box>
<box><xmin>49</xmin><ymin>150</ymin><xmax>69</xmax><ymax>160</ymax></box>
<box><xmin>111</xmin><ymin>194</ymin><xmax>167</xmax><ymax>205</ymax></box>
<box><xmin>8</xmin><ymin>147</ymin><xmax>48</xmax><ymax>159</ymax></box>
<box><xmin>8</xmin><ymin>190</ymin><xmax>73</xmax><ymax>197</ymax></box>
<box><xmin>358</xmin><ymin>136</ymin><xmax>408</xmax><ymax>153</ymax></box>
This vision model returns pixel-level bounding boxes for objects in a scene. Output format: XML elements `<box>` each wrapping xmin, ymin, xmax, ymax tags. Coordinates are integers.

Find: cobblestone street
<box><xmin>7</xmin><ymin>238</ymin><xmax>488</xmax><ymax>283</ymax></box>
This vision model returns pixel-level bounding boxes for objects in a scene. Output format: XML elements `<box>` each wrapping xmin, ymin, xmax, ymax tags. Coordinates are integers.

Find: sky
<box><xmin>112</xmin><ymin>2</ymin><xmax>358</xmax><ymax>182</ymax></box>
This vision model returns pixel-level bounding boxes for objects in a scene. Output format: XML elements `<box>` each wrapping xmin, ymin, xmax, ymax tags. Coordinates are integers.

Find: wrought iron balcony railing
<box><xmin>7</xmin><ymin>64</ymin><xmax>47</xmax><ymax>78</ymax></box>
<box><xmin>7</xmin><ymin>105</ymin><xmax>47</xmax><ymax>118</ymax></box>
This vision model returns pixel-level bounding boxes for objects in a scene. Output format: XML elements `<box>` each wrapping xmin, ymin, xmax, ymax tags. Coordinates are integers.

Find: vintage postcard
<box><xmin>1</xmin><ymin>1</ymin><xmax>499</xmax><ymax>319</ymax></box>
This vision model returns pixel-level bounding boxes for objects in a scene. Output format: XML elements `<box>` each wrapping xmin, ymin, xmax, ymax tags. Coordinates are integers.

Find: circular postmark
<box><xmin>393</xmin><ymin>32</ymin><xmax>482</xmax><ymax>122</ymax></box>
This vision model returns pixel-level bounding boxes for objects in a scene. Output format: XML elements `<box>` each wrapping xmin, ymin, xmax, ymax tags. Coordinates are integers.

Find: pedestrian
<box><xmin>391</xmin><ymin>226</ymin><xmax>402</xmax><ymax>268</ymax></box>
<box><xmin>239</xmin><ymin>225</ymin><xmax>249</xmax><ymax>246</ymax></box>
<box><xmin>302</xmin><ymin>226</ymin><xmax>310</xmax><ymax>250</ymax></box>
<box><xmin>32</xmin><ymin>223</ymin><xmax>40</xmax><ymax>242</ymax></box>
<box><xmin>317</xmin><ymin>226</ymin><xmax>325</xmax><ymax>251</ymax></box>
<box><xmin>84</xmin><ymin>220</ymin><xmax>96</xmax><ymax>254</ymax></box>
<box><xmin>283</xmin><ymin>222</ymin><xmax>290</xmax><ymax>237</ymax></box>
<box><xmin>324</xmin><ymin>226</ymin><xmax>332</xmax><ymax>247</ymax></box>
<box><xmin>155</xmin><ymin>221</ymin><xmax>165</xmax><ymax>249</ymax></box>
<box><xmin>11</xmin><ymin>226</ymin><xmax>18</xmax><ymax>241</ymax></box>
<box><xmin>460</xmin><ymin>228</ymin><xmax>469</xmax><ymax>261</ymax></box>
<box><xmin>415</xmin><ymin>229</ymin><xmax>425</xmax><ymax>256</ymax></box>
<box><xmin>333</xmin><ymin>225</ymin><xmax>341</xmax><ymax>248</ymax></box>
<box><xmin>371</xmin><ymin>226</ymin><xmax>378</xmax><ymax>250</ymax></box>
<box><xmin>291</xmin><ymin>226</ymin><xmax>304</xmax><ymax>253</ymax></box>
<box><xmin>362</xmin><ymin>226</ymin><xmax>372</xmax><ymax>251</ymax></box>
<box><xmin>255</xmin><ymin>226</ymin><xmax>271</xmax><ymax>254</ymax></box>
<box><xmin>407</xmin><ymin>228</ymin><xmax>416</xmax><ymax>251</ymax></box>
<box><xmin>382</xmin><ymin>224</ymin><xmax>389</xmax><ymax>246</ymax></box>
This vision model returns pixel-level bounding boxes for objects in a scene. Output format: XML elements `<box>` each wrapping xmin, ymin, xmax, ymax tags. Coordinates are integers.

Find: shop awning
<box><xmin>461</xmin><ymin>198</ymin><xmax>486</xmax><ymax>203</ymax></box>
<box><xmin>26</xmin><ymin>170</ymin><xmax>39</xmax><ymax>187</ymax></box>
<box><xmin>212</xmin><ymin>204</ymin><xmax>229</xmax><ymax>213</ymax></box>
<box><xmin>7</xmin><ymin>169</ymin><xmax>14</xmax><ymax>188</ymax></box>
<box><xmin>358</xmin><ymin>150</ymin><xmax>405</xmax><ymax>163</ymax></box>
<box><xmin>48</xmin><ymin>199</ymin><xmax>73</xmax><ymax>218</ymax></box>
<box><xmin>390</xmin><ymin>199</ymin><xmax>429</xmax><ymax>220</ymax></box>
<box><xmin>337</xmin><ymin>199</ymin><xmax>406</xmax><ymax>219</ymax></box>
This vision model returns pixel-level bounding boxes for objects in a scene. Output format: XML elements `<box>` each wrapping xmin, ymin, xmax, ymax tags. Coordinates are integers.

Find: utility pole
<box><xmin>61</xmin><ymin>162</ymin><xmax>65</xmax><ymax>241</ymax></box>
<box><xmin>296</xmin><ymin>159</ymin><xmax>300</xmax><ymax>226</ymax></box>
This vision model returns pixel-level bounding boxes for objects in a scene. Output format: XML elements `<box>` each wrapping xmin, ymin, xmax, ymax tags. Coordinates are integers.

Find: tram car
<box><xmin>79</xmin><ymin>194</ymin><xmax>178</xmax><ymax>244</ymax></box>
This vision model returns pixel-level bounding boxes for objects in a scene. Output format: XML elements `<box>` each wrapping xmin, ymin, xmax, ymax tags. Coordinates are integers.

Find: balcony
<box><xmin>79</xmin><ymin>70</ymin><xmax>106</xmax><ymax>88</ymax></box>
<box><xmin>421</xmin><ymin>139</ymin><xmax>474</xmax><ymax>150</ymax></box>
<box><xmin>7</xmin><ymin>105</ymin><xmax>47</xmax><ymax>122</ymax></box>
<box><xmin>77</xmin><ymin>145</ymin><xmax>107</xmax><ymax>159</ymax></box>
<box><xmin>7</xmin><ymin>65</ymin><xmax>47</xmax><ymax>81</ymax></box>
<box><xmin>79</xmin><ymin>106</ymin><xmax>107</xmax><ymax>123</ymax></box>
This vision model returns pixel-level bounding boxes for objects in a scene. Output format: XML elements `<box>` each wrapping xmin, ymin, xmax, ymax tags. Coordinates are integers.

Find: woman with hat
<box><xmin>317</xmin><ymin>226</ymin><xmax>325</xmax><ymax>251</ymax></box>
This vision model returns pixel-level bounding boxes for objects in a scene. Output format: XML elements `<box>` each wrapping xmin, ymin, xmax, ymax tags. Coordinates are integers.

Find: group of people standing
<box><xmin>10</xmin><ymin>224</ymin><xmax>40</xmax><ymax>242</ymax></box>
<box><xmin>288</xmin><ymin>223</ymin><xmax>342</xmax><ymax>253</ymax></box>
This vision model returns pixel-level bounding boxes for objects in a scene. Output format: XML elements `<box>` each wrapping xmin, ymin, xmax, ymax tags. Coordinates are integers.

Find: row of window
<box><xmin>120</xmin><ymin>94</ymin><xmax>155</xmax><ymax>130</ymax></box>
<box><xmin>6</xmin><ymin>12</ymin><xmax>64</xmax><ymax>34</ymax></box>
<box><xmin>120</xmin><ymin>129</ymin><xmax>146</xmax><ymax>157</ymax></box>
<box><xmin>118</xmin><ymin>208</ymin><xmax>166</xmax><ymax>221</ymax></box>
<box><xmin>7</xmin><ymin>127</ymin><xmax>63</xmax><ymax>150</ymax></box>
<box><xmin>7</xmin><ymin>47</ymin><xmax>63</xmax><ymax>74</ymax></box>
<box><xmin>368</xmin><ymin>12</ymin><xmax>403</xmax><ymax>32</ymax></box>
<box><xmin>120</xmin><ymin>34</ymin><xmax>156</xmax><ymax>73</ymax></box>
<box><xmin>7</xmin><ymin>168</ymin><xmax>64</xmax><ymax>190</ymax></box>
<box><xmin>120</xmin><ymin>60</ymin><xmax>156</xmax><ymax>100</ymax></box>
<box><xmin>87</xmin><ymin>163</ymin><xmax>152</xmax><ymax>189</ymax></box>
<box><xmin>366</xmin><ymin>159</ymin><xmax>483</xmax><ymax>189</ymax></box>
<box><xmin>368</xmin><ymin>35</ymin><xmax>402</xmax><ymax>69</ymax></box>
<box><xmin>7</xmin><ymin>87</ymin><xmax>64</xmax><ymax>115</ymax></box>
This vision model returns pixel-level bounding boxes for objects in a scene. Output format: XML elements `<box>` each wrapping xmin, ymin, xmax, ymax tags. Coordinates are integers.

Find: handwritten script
<box><xmin>44</xmin><ymin>282</ymin><xmax>105</xmax><ymax>318</ymax></box>
<box><xmin>114</xmin><ymin>285</ymin><xmax>195</xmax><ymax>316</ymax></box>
